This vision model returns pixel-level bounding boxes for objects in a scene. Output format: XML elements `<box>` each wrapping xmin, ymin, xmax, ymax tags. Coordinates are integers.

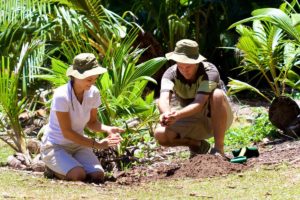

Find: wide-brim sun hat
<box><xmin>66</xmin><ymin>53</ymin><xmax>107</xmax><ymax>79</ymax></box>
<box><xmin>165</xmin><ymin>39</ymin><xmax>206</xmax><ymax>64</ymax></box>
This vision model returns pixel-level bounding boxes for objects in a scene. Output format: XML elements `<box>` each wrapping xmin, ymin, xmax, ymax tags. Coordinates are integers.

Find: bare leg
<box><xmin>87</xmin><ymin>171</ymin><xmax>105</xmax><ymax>183</ymax></box>
<box><xmin>210</xmin><ymin>89</ymin><xmax>230</xmax><ymax>154</ymax></box>
<box><xmin>154</xmin><ymin>126</ymin><xmax>200</xmax><ymax>147</ymax></box>
<box><xmin>66</xmin><ymin>166</ymin><xmax>86</xmax><ymax>181</ymax></box>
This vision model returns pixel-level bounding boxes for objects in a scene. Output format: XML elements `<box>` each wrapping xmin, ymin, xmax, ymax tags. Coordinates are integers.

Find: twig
<box><xmin>289</xmin><ymin>158</ymin><xmax>300</xmax><ymax>164</ymax></box>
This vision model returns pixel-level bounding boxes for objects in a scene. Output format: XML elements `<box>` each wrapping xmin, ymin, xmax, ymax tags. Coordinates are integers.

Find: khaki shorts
<box><xmin>167</xmin><ymin>94</ymin><xmax>233</xmax><ymax>140</ymax></box>
<box><xmin>41</xmin><ymin>139</ymin><xmax>104</xmax><ymax>176</ymax></box>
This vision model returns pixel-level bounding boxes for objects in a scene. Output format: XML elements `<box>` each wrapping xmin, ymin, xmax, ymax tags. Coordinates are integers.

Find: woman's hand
<box><xmin>95</xmin><ymin>134</ymin><xmax>121</xmax><ymax>149</ymax></box>
<box><xmin>106</xmin><ymin>126</ymin><xmax>124</xmax><ymax>136</ymax></box>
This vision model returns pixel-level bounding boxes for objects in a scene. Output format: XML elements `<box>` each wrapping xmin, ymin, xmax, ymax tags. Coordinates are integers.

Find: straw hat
<box><xmin>165</xmin><ymin>39</ymin><xmax>206</xmax><ymax>64</ymax></box>
<box><xmin>66</xmin><ymin>53</ymin><xmax>107</xmax><ymax>79</ymax></box>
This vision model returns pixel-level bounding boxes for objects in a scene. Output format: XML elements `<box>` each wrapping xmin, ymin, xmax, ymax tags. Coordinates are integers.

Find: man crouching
<box><xmin>154</xmin><ymin>39</ymin><xmax>233</xmax><ymax>158</ymax></box>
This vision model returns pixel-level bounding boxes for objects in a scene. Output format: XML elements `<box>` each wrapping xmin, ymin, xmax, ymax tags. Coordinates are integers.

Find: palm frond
<box><xmin>227</xmin><ymin>79</ymin><xmax>271</xmax><ymax>102</ymax></box>
<box><xmin>0</xmin><ymin>56</ymin><xmax>28</xmax><ymax>154</ymax></box>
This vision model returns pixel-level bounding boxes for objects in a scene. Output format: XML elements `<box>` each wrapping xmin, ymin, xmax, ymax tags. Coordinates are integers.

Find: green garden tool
<box><xmin>230</xmin><ymin>147</ymin><xmax>259</xmax><ymax>163</ymax></box>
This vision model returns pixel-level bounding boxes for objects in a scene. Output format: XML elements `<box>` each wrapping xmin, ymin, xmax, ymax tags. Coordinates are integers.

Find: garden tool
<box><xmin>230</xmin><ymin>147</ymin><xmax>259</xmax><ymax>163</ymax></box>
<box><xmin>230</xmin><ymin>147</ymin><xmax>247</xmax><ymax>163</ymax></box>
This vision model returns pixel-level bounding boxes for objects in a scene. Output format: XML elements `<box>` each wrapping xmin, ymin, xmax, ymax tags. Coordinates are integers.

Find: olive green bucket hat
<box><xmin>66</xmin><ymin>53</ymin><xmax>107</xmax><ymax>79</ymax></box>
<box><xmin>165</xmin><ymin>39</ymin><xmax>206</xmax><ymax>64</ymax></box>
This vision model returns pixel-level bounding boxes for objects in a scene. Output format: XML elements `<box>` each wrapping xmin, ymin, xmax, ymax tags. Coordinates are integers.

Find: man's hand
<box><xmin>160</xmin><ymin>111</ymin><xmax>178</xmax><ymax>126</ymax></box>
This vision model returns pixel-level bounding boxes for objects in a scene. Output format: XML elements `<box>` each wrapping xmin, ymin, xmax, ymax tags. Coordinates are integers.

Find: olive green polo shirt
<box><xmin>160</xmin><ymin>61</ymin><xmax>220</xmax><ymax>107</ymax></box>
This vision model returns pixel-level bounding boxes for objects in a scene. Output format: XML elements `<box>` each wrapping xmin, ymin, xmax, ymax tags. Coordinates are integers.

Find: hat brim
<box><xmin>165</xmin><ymin>52</ymin><xmax>206</xmax><ymax>64</ymax></box>
<box><xmin>66</xmin><ymin>65</ymin><xmax>107</xmax><ymax>79</ymax></box>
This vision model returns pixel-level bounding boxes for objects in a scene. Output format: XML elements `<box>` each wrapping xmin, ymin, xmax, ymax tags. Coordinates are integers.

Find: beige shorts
<box><xmin>167</xmin><ymin>94</ymin><xmax>233</xmax><ymax>140</ymax></box>
<box><xmin>41</xmin><ymin>140</ymin><xmax>103</xmax><ymax>176</ymax></box>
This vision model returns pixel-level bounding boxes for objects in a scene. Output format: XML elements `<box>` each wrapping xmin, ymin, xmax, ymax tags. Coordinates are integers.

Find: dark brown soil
<box><xmin>116</xmin><ymin>139</ymin><xmax>300</xmax><ymax>185</ymax></box>
<box><xmin>174</xmin><ymin>154</ymin><xmax>246</xmax><ymax>178</ymax></box>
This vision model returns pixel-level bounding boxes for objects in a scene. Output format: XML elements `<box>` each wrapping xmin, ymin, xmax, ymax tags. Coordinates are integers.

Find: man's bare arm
<box><xmin>158</xmin><ymin>92</ymin><xmax>172</xmax><ymax>113</ymax></box>
<box><xmin>164</xmin><ymin>93</ymin><xmax>209</xmax><ymax>126</ymax></box>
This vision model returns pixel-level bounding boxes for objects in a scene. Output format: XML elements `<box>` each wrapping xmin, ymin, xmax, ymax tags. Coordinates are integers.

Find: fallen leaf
<box><xmin>265</xmin><ymin>192</ymin><xmax>272</xmax><ymax>196</ymax></box>
<box><xmin>189</xmin><ymin>193</ymin><xmax>198</xmax><ymax>197</ymax></box>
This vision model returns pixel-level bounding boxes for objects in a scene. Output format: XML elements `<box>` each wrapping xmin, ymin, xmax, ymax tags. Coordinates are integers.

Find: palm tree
<box><xmin>229</xmin><ymin>0</ymin><xmax>300</xmax><ymax>44</ymax></box>
<box><xmin>0</xmin><ymin>0</ymin><xmax>50</xmax><ymax>158</ymax></box>
<box><xmin>227</xmin><ymin>0</ymin><xmax>300</xmax><ymax>102</ymax></box>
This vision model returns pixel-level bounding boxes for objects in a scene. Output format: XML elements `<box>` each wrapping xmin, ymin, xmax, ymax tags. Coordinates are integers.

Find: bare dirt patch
<box><xmin>116</xmin><ymin>139</ymin><xmax>300</xmax><ymax>185</ymax></box>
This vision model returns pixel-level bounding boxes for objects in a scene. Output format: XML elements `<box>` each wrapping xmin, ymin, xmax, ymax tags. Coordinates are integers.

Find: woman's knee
<box><xmin>88</xmin><ymin>171</ymin><xmax>105</xmax><ymax>183</ymax></box>
<box><xmin>66</xmin><ymin>166</ymin><xmax>86</xmax><ymax>181</ymax></box>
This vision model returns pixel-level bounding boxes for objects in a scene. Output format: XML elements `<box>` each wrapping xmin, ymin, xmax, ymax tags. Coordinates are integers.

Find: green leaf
<box><xmin>179</xmin><ymin>0</ymin><xmax>189</xmax><ymax>6</ymax></box>
<box><xmin>227</xmin><ymin>79</ymin><xmax>271</xmax><ymax>102</ymax></box>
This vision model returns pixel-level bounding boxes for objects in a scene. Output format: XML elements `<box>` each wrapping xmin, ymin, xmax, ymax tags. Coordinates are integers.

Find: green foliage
<box><xmin>0</xmin><ymin>0</ymin><xmax>165</xmax><ymax>163</ymax></box>
<box><xmin>224</xmin><ymin>109</ymin><xmax>278</xmax><ymax>148</ymax></box>
<box><xmin>168</xmin><ymin>14</ymin><xmax>189</xmax><ymax>50</ymax></box>
<box><xmin>292</xmin><ymin>91</ymin><xmax>300</xmax><ymax>100</ymax></box>
<box><xmin>0</xmin><ymin>0</ymin><xmax>49</xmax><ymax>95</ymax></box>
<box><xmin>0</xmin><ymin>0</ymin><xmax>51</xmax><ymax>156</ymax></box>
<box><xmin>98</xmin><ymin>29</ymin><xmax>167</xmax><ymax>124</ymax></box>
<box><xmin>0</xmin><ymin>141</ymin><xmax>15</xmax><ymax>165</ymax></box>
<box><xmin>33</xmin><ymin>1</ymin><xmax>166</xmax><ymax>167</ymax></box>
<box><xmin>0</xmin><ymin>56</ymin><xmax>27</xmax><ymax>154</ymax></box>
<box><xmin>228</xmin><ymin>0</ymin><xmax>300</xmax><ymax>101</ymax></box>
<box><xmin>117</xmin><ymin>127</ymin><xmax>155</xmax><ymax>158</ymax></box>
<box><xmin>0</xmin><ymin>39</ymin><xmax>46</xmax><ymax>156</ymax></box>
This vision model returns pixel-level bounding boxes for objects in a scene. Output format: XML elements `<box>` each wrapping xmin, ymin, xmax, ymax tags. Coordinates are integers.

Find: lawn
<box><xmin>0</xmin><ymin>164</ymin><xmax>299</xmax><ymax>199</ymax></box>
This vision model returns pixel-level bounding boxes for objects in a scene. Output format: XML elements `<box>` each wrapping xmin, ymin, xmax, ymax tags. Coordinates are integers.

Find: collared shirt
<box><xmin>43</xmin><ymin>81</ymin><xmax>101</xmax><ymax>145</ymax></box>
<box><xmin>160</xmin><ymin>61</ymin><xmax>220</xmax><ymax>107</ymax></box>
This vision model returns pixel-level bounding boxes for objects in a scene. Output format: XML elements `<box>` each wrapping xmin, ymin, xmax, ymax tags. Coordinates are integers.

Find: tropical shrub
<box><xmin>227</xmin><ymin>0</ymin><xmax>300</xmax><ymax>102</ymax></box>
<box><xmin>0</xmin><ymin>0</ymin><xmax>50</xmax><ymax>158</ymax></box>
<box><xmin>35</xmin><ymin>1</ymin><xmax>167</xmax><ymax>166</ymax></box>
<box><xmin>0</xmin><ymin>0</ymin><xmax>166</xmax><ymax>165</ymax></box>
<box><xmin>216</xmin><ymin>108</ymin><xmax>278</xmax><ymax>149</ymax></box>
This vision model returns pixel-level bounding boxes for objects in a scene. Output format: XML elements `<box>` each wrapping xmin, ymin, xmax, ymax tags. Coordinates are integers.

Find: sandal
<box><xmin>209</xmin><ymin>147</ymin><xmax>230</xmax><ymax>161</ymax></box>
<box><xmin>44</xmin><ymin>167</ymin><xmax>55</xmax><ymax>179</ymax></box>
<box><xmin>189</xmin><ymin>140</ymin><xmax>211</xmax><ymax>159</ymax></box>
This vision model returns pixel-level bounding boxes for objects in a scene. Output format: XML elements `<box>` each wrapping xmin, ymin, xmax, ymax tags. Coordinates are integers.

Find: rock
<box><xmin>27</xmin><ymin>138</ymin><xmax>41</xmax><ymax>154</ymax></box>
<box><xmin>126</xmin><ymin>117</ymin><xmax>140</xmax><ymax>128</ymax></box>
<box><xmin>7</xmin><ymin>155</ymin><xmax>27</xmax><ymax>169</ymax></box>
<box><xmin>262</xmin><ymin>138</ymin><xmax>270</xmax><ymax>144</ymax></box>
<box><xmin>31</xmin><ymin>154</ymin><xmax>45</xmax><ymax>172</ymax></box>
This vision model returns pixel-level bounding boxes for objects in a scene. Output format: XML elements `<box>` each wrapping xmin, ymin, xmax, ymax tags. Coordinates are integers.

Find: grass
<box><xmin>208</xmin><ymin>107</ymin><xmax>278</xmax><ymax>151</ymax></box>
<box><xmin>0</xmin><ymin>164</ymin><xmax>299</xmax><ymax>199</ymax></box>
<box><xmin>0</xmin><ymin>107</ymin><xmax>298</xmax><ymax>199</ymax></box>
<box><xmin>0</xmin><ymin>141</ymin><xmax>14</xmax><ymax>165</ymax></box>
<box><xmin>125</xmin><ymin>165</ymin><xmax>300</xmax><ymax>200</ymax></box>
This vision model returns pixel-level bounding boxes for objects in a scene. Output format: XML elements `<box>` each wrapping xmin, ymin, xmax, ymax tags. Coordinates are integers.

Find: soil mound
<box><xmin>116</xmin><ymin>139</ymin><xmax>300</xmax><ymax>185</ymax></box>
<box><xmin>116</xmin><ymin>155</ymin><xmax>249</xmax><ymax>185</ymax></box>
<box><xmin>173</xmin><ymin>154</ymin><xmax>247</xmax><ymax>179</ymax></box>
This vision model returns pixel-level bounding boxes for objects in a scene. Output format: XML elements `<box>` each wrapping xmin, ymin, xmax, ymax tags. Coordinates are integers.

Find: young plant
<box><xmin>223</xmin><ymin>108</ymin><xmax>278</xmax><ymax>149</ymax></box>
<box><xmin>228</xmin><ymin>0</ymin><xmax>300</xmax><ymax>101</ymax></box>
<box><xmin>0</xmin><ymin>57</ymin><xmax>27</xmax><ymax>156</ymax></box>
<box><xmin>97</xmin><ymin>27</ymin><xmax>166</xmax><ymax>124</ymax></box>
<box><xmin>0</xmin><ymin>39</ymin><xmax>46</xmax><ymax>160</ymax></box>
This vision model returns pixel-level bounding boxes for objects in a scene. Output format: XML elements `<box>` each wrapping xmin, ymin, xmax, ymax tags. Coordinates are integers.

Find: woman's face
<box><xmin>177</xmin><ymin>62</ymin><xmax>198</xmax><ymax>80</ymax></box>
<box><xmin>74</xmin><ymin>75</ymin><xmax>99</xmax><ymax>91</ymax></box>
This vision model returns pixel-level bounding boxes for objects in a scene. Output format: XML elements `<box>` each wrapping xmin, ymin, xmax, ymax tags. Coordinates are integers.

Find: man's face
<box><xmin>177</xmin><ymin>62</ymin><xmax>198</xmax><ymax>80</ymax></box>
